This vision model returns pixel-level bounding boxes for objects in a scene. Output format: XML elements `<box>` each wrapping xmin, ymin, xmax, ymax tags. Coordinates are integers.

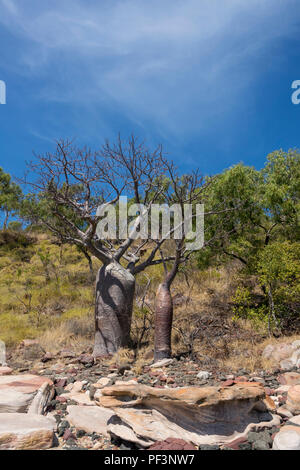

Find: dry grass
<box><xmin>1</xmin><ymin>233</ymin><xmax>299</xmax><ymax>374</ymax></box>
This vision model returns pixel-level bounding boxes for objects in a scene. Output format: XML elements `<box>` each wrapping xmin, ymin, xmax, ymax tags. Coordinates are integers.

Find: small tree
<box><xmin>0</xmin><ymin>167</ymin><xmax>22</xmax><ymax>230</ymax></box>
<box><xmin>257</xmin><ymin>241</ymin><xmax>300</xmax><ymax>334</ymax></box>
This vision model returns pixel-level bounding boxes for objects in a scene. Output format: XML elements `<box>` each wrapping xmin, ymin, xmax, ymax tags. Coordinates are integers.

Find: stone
<box><xmin>28</xmin><ymin>381</ymin><xmax>55</xmax><ymax>415</ymax></box>
<box><xmin>292</xmin><ymin>340</ymin><xmax>300</xmax><ymax>350</ymax></box>
<box><xmin>278</xmin><ymin>372</ymin><xmax>300</xmax><ymax>386</ymax></box>
<box><xmin>276</xmin><ymin>406</ymin><xmax>293</xmax><ymax>419</ymax></box>
<box><xmin>66</xmin><ymin>405</ymin><xmax>114</xmax><ymax>436</ymax></box>
<box><xmin>151</xmin><ymin>359</ymin><xmax>173</xmax><ymax>368</ymax></box>
<box><xmin>262</xmin><ymin>343</ymin><xmax>294</xmax><ymax>362</ymax></box>
<box><xmin>275</xmin><ymin>385</ymin><xmax>291</xmax><ymax>394</ymax></box>
<box><xmin>41</xmin><ymin>352</ymin><xmax>54</xmax><ymax>363</ymax></box>
<box><xmin>280</xmin><ymin>359</ymin><xmax>294</xmax><ymax>371</ymax></box>
<box><xmin>94</xmin><ymin>377</ymin><xmax>110</xmax><ymax>389</ymax></box>
<box><xmin>0</xmin><ymin>374</ymin><xmax>54</xmax><ymax>413</ymax></box>
<box><xmin>291</xmin><ymin>350</ymin><xmax>300</xmax><ymax>365</ymax></box>
<box><xmin>147</xmin><ymin>438</ymin><xmax>196</xmax><ymax>450</ymax></box>
<box><xmin>273</xmin><ymin>426</ymin><xmax>300</xmax><ymax>450</ymax></box>
<box><xmin>0</xmin><ymin>367</ymin><xmax>13</xmax><ymax>376</ymax></box>
<box><xmin>197</xmin><ymin>371</ymin><xmax>211</xmax><ymax>380</ymax></box>
<box><xmin>98</xmin><ymin>382</ymin><xmax>280</xmax><ymax>447</ymax></box>
<box><xmin>19</xmin><ymin>341</ymin><xmax>46</xmax><ymax>361</ymax></box>
<box><xmin>0</xmin><ymin>413</ymin><xmax>56</xmax><ymax>450</ymax></box>
<box><xmin>286</xmin><ymin>385</ymin><xmax>300</xmax><ymax>414</ymax></box>
<box><xmin>288</xmin><ymin>415</ymin><xmax>300</xmax><ymax>426</ymax></box>
<box><xmin>60</xmin><ymin>390</ymin><xmax>95</xmax><ymax>406</ymax></box>
<box><xmin>78</xmin><ymin>354</ymin><xmax>94</xmax><ymax>365</ymax></box>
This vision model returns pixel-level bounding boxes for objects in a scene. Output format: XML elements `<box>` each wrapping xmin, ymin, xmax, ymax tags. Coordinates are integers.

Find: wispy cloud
<box><xmin>0</xmin><ymin>0</ymin><xmax>299</xmax><ymax>145</ymax></box>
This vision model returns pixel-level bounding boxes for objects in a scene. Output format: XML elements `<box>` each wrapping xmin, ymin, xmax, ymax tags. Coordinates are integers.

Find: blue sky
<box><xmin>0</xmin><ymin>0</ymin><xmax>300</xmax><ymax>179</ymax></box>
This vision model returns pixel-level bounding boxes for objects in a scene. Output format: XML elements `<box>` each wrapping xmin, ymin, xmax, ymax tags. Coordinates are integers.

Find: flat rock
<box><xmin>66</xmin><ymin>405</ymin><xmax>114</xmax><ymax>436</ymax></box>
<box><xmin>0</xmin><ymin>413</ymin><xmax>56</xmax><ymax>450</ymax></box>
<box><xmin>278</xmin><ymin>372</ymin><xmax>300</xmax><ymax>386</ymax></box>
<box><xmin>288</xmin><ymin>415</ymin><xmax>300</xmax><ymax>426</ymax></box>
<box><xmin>0</xmin><ymin>367</ymin><xmax>13</xmax><ymax>376</ymax></box>
<box><xmin>98</xmin><ymin>382</ymin><xmax>279</xmax><ymax>447</ymax></box>
<box><xmin>273</xmin><ymin>425</ymin><xmax>300</xmax><ymax>450</ymax></box>
<box><xmin>60</xmin><ymin>391</ymin><xmax>95</xmax><ymax>406</ymax></box>
<box><xmin>0</xmin><ymin>374</ymin><xmax>54</xmax><ymax>413</ymax></box>
<box><xmin>151</xmin><ymin>359</ymin><xmax>173</xmax><ymax>368</ymax></box>
<box><xmin>263</xmin><ymin>343</ymin><xmax>294</xmax><ymax>362</ymax></box>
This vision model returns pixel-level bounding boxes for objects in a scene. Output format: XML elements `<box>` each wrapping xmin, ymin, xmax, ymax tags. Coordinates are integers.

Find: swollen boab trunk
<box><xmin>93</xmin><ymin>261</ymin><xmax>135</xmax><ymax>357</ymax></box>
<box><xmin>154</xmin><ymin>281</ymin><xmax>173</xmax><ymax>361</ymax></box>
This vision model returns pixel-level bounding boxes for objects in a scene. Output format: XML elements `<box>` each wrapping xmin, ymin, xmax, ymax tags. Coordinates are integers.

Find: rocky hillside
<box><xmin>1</xmin><ymin>338</ymin><xmax>300</xmax><ymax>450</ymax></box>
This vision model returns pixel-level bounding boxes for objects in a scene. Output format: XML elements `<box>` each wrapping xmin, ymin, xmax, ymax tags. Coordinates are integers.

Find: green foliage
<box><xmin>232</xmin><ymin>286</ymin><xmax>269</xmax><ymax>330</ymax></box>
<box><xmin>0</xmin><ymin>167</ymin><xmax>23</xmax><ymax>229</ymax></box>
<box><xmin>257</xmin><ymin>241</ymin><xmax>300</xmax><ymax>322</ymax></box>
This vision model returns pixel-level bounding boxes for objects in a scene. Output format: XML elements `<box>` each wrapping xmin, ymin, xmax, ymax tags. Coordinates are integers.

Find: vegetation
<box><xmin>0</xmin><ymin>144</ymin><xmax>299</xmax><ymax>367</ymax></box>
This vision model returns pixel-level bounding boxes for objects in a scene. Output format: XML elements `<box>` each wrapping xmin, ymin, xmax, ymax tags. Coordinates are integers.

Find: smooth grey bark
<box><xmin>154</xmin><ymin>282</ymin><xmax>173</xmax><ymax>361</ymax></box>
<box><xmin>93</xmin><ymin>261</ymin><xmax>135</xmax><ymax>357</ymax></box>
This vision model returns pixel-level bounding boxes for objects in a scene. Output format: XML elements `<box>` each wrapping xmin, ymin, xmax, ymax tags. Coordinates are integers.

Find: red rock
<box><xmin>278</xmin><ymin>372</ymin><xmax>300</xmax><ymax>386</ymax></box>
<box><xmin>63</xmin><ymin>428</ymin><xmax>76</xmax><ymax>441</ymax></box>
<box><xmin>159</xmin><ymin>376</ymin><xmax>167</xmax><ymax>382</ymax></box>
<box><xmin>148</xmin><ymin>438</ymin><xmax>195</xmax><ymax>450</ymax></box>
<box><xmin>235</xmin><ymin>376</ymin><xmax>248</xmax><ymax>383</ymax></box>
<box><xmin>222</xmin><ymin>380</ymin><xmax>235</xmax><ymax>387</ymax></box>
<box><xmin>41</xmin><ymin>352</ymin><xmax>53</xmax><ymax>363</ymax></box>
<box><xmin>56</xmin><ymin>396</ymin><xmax>67</xmax><ymax>403</ymax></box>
<box><xmin>55</xmin><ymin>378</ymin><xmax>67</xmax><ymax>387</ymax></box>
<box><xmin>79</xmin><ymin>354</ymin><xmax>94</xmax><ymax>365</ymax></box>
<box><xmin>225</xmin><ymin>436</ymin><xmax>248</xmax><ymax>450</ymax></box>
<box><xmin>167</xmin><ymin>377</ymin><xmax>175</xmax><ymax>384</ymax></box>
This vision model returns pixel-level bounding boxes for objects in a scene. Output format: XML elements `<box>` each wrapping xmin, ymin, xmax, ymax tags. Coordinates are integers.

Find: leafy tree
<box><xmin>0</xmin><ymin>167</ymin><xmax>22</xmax><ymax>229</ymax></box>
<box><xmin>257</xmin><ymin>241</ymin><xmax>300</xmax><ymax>333</ymax></box>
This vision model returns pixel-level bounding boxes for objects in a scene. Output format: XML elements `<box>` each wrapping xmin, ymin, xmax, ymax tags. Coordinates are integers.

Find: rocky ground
<box><xmin>1</xmin><ymin>339</ymin><xmax>300</xmax><ymax>451</ymax></box>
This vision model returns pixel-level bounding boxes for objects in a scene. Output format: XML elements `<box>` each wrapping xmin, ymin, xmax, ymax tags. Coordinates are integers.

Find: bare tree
<box><xmin>23</xmin><ymin>136</ymin><xmax>181</xmax><ymax>356</ymax></box>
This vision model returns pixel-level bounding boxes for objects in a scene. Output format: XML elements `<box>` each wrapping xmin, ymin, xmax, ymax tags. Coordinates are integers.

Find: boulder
<box><xmin>278</xmin><ymin>372</ymin><xmax>300</xmax><ymax>386</ymax></box>
<box><xmin>0</xmin><ymin>374</ymin><xmax>54</xmax><ymax>413</ymax></box>
<box><xmin>273</xmin><ymin>426</ymin><xmax>300</xmax><ymax>450</ymax></box>
<box><xmin>18</xmin><ymin>340</ymin><xmax>45</xmax><ymax>361</ymax></box>
<box><xmin>66</xmin><ymin>405</ymin><xmax>114</xmax><ymax>436</ymax></box>
<box><xmin>286</xmin><ymin>385</ymin><xmax>300</xmax><ymax>415</ymax></box>
<box><xmin>262</xmin><ymin>343</ymin><xmax>294</xmax><ymax>362</ymax></box>
<box><xmin>0</xmin><ymin>413</ymin><xmax>56</xmax><ymax>450</ymax></box>
<box><xmin>97</xmin><ymin>382</ymin><xmax>279</xmax><ymax>447</ymax></box>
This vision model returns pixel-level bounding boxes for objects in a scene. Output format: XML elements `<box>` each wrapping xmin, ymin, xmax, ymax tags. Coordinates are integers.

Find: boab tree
<box><xmin>23</xmin><ymin>136</ymin><xmax>187</xmax><ymax>357</ymax></box>
<box><xmin>152</xmin><ymin>169</ymin><xmax>206</xmax><ymax>360</ymax></box>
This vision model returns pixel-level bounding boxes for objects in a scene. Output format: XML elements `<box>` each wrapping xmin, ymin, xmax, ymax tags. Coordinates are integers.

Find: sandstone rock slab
<box><xmin>0</xmin><ymin>413</ymin><xmax>56</xmax><ymax>450</ymax></box>
<box><xmin>66</xmin><ymin>405</ymin><xmax>114</xmax><ymax>436</ymax></box>
<box><xmin>98</xmin><ymin>382</ymin><xmax>279</xmax><ymax>447</ymax></box>
<box><xmin>0</xmin><ymin>374</ymin><xmax>54</xmax><ymax>413</ymax></box>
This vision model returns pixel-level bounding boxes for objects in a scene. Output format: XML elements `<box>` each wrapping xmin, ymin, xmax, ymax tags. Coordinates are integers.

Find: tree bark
<box><xmin>154</xmin><ymin>281</ymin><xmax>173</xmax><ymax>361</ymax></box>
<box><xmin>93</xmin><ymin>261</ymin><xmax>135</xmax><ymax>357</ymax></box>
